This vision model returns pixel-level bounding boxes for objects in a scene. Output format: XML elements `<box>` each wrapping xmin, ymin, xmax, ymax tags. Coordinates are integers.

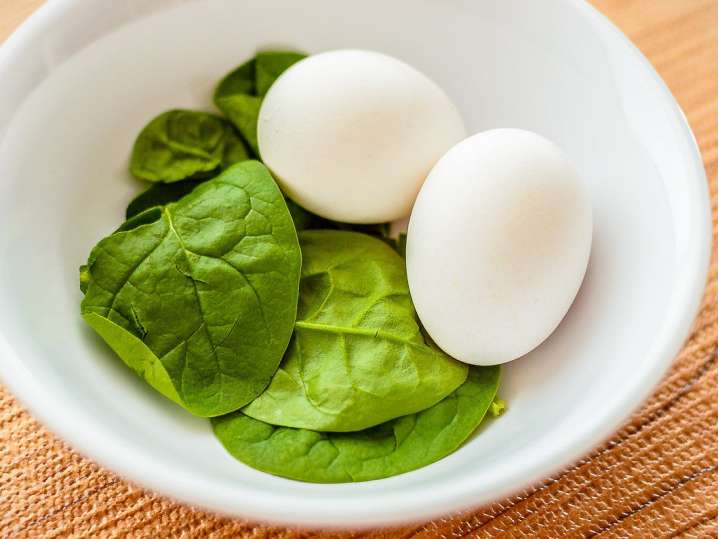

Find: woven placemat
<box><xmin>2</xmin><ymin>0</ymin><xmax>718</xmax><ymax>537</ymax></box>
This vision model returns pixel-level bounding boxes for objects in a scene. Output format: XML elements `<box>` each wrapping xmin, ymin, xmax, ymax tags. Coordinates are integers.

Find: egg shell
<box><xmin>258</xmin><ymin>49</ymin><xmax>466</xmax><ymax>223</ymax></box>
<box><xmin>406</xmin><ymin>129</ymin><xmax>593</xmax><ymax>366</ymax></box>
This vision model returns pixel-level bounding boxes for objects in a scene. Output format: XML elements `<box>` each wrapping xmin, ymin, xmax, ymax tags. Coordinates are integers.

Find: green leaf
<box><xmin>223</xmin><ymin>124</ymin><xmax>252</xmax><ymax>165</ymax></box>
<box><xmin>214</xmin><ymin>58</ymin><xmax>256</xmax><ymax>99</ymax></box>
<box><xmin>255</xmin><ymin>51</ymin><xmax>306</xmax><ymax>97</ymax></box>
<box><xmin>115</xmin><ymin>206</ymin><xmax>163</xmax><ymax>233</ymax></box>
<box><xmin>125</xmin><ymin>179</ymin><xmax>205</xmax><ymax>220</ymax></box>
<box><xmin>80</xmin><ymin>161</ymin><xmax>301</xmax><ymax>417</ymax></box>
<box><xmin>331</xmin><ymin>221</ymin><xmax>392</xmax><ymax>238</ymax></box>
<box><xmin>213</xmin><ymin>366</ymin><xmax>500</xmax><ymax>483</ymax></box>
<box><xmin>129</xmin><ymin>110</ymin><xmax>249</xmax><ymax>183</ymax></box>
<box><xmin>283</xmin><ymin>198</ymin><xmax>332</xmax><ymax>232</ymax></box>
<box><xmin>79</xmin><ymin>265</ymin><xmax>91</xmax><ymax>294</ymax></box>
<box><xmin>284</xmin><ymin>198</ymin><xmax>316</xmax><ymax>232</ymax></box>
<box><xmin>282</xmin><ymin>198</ymin><xmax>396</xmax><ymax>238</ymax></box>
<box><xmin>83</xmin><ymin>313</ymin><xmax>182</xmax><ymax>406</ymax></box>
<box><xmin>394</xmin><ymin>232</ymin><xmax>407</xmax><ymax>258</ymax></box>
<box><xmin>214</xmin><ymin>51</ymin><xmax>306</xmax><ymax>156</ymax></box>
<box><xmin>215</xmin><ymin>95</ymin><xmax>263</xmax><ymax>156</ymax></box>
<box><xmin>242</xmin><ymin>230</ymin><xmax>468</xmax><ymax>432</ymax></box>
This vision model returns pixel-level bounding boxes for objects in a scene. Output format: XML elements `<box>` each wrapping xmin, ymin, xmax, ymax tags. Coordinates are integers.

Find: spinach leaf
<box><xmin>282</xmin><ymin>198</ymin><xmax>395</xmax><ymax>239</ymax></box>
<box><xmin>284</xmin><ymin>197</ymin><xmax>325</xmax><ymax>232</ymax></box>
<box><xmin>215</xmin><ymin>56</ymin><xmax>256</xmax><ymax>97</ymax></box>
<box><xmin>393</xmin><ymin>232</ymin><xmax>408</xmax><ymax>258</ymax></box>
<box><xmin>379</xmin><ymin>231</ymin><xmax>407</xmax><ymax>257</ymax></box>
<box><xmin>331</xmin><ymin>221</ymin><xmax>392</xmax><ymax>238</ymax></box>
<box><xmin>255</xmin><ymin>51</ymin><xmax>307</xmax><ymax>97</ymax></box>
<box><xmin>125</xmin><ymin>179</ymin><xmax>205</xmax><ymax>219</ymax></box>
<box><xmin>79</xmin><ymin>265</ymin><xmax>91</xmax><ymax>294</ymax></box>
<box><xmin>80</xmin><ymin>161</ymin><xmax>301</xmax><ymax>417</ymax></box>
<box><xmin>214</xmin><ymin>51</ymin><xmax>306</xmax><ymax>155</ymax></box>
<box><xmin>283</xmin><ymin>197</ymin><xmax>355</xmax><ymax>232</ymax></box>
<box><xmin>213</xmin><ymin>366</ymin><xmax>500</xmax><ymax>483</ymax></box>
<box><xmin>218</xmin><ymin>95</ymin><xmax>263</xmax><ymax>156</ymax></box>
<box><xmin>242</xmin><ymin>230</ymin><xmax>468</xmax><ymax>432</ymax></box>
<box><xmin>129</xmin><ymin>110</ymin><xmax>249</xmax><ymax>183</ymax></box>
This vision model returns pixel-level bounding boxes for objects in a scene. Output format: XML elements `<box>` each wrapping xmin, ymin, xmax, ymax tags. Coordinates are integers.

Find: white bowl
<box><xmin>0</xmin><ymin>0</ymin><xmax>710</xmax><ymax>528</ymax></box>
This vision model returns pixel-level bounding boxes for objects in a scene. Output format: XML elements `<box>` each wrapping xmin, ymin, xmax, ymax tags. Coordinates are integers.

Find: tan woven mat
<box><xmin>3</xmin><ymin>0</ymin><xmax>718</xmax><ymax>537</ymax></box>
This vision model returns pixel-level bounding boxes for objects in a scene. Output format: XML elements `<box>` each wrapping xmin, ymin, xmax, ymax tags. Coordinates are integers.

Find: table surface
<box><xmin>2</xmin><ymin>1</ymin><xmax>718</xmax><ymax>537</ymax></box>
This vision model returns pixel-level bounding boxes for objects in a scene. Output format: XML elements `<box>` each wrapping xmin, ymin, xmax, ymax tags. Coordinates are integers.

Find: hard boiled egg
<box><xmin>258</xmin><ymin>49</ymin><xmax>466</xmax><ymax>223</ymax></box>
<box><xmin>406</xmin><ymin>129</ymin><xmax>592</xmax><ymax>366</ymax></box>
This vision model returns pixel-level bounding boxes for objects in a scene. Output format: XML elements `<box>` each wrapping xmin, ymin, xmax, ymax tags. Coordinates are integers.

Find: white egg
<box><xmin>406</xmin><ymin>129</ymin><xmax>592</xmax><ymax>366</ymax></box>
<box><xmin>258</xmin><ymin>49</ymin><xmax>466</xmax><ymax>223</ymax></box>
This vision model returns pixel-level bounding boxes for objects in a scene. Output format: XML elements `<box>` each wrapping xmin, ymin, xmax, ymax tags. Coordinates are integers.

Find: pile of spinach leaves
<box><xmin>79</xmin><ymin>50</ymin><xmax>503</xmax><ymax>482</ymax></box>
<box><xmin>243</xmin><ymin>230</ymin><xmax>469</xmax><ymax>432</ymax></box>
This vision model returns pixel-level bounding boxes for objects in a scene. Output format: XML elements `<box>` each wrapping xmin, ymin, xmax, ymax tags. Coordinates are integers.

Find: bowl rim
<box><xmin>0</xmin><ymin>0</ymin><xmax>712</xmax><ymax>528</ymax></box>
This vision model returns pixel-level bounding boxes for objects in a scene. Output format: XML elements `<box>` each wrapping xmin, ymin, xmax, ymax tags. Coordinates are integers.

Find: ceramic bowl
<box><xmin>0</xmin><ymin>0</ymin><xmax>710</xmax><ymax>528</ymax></box>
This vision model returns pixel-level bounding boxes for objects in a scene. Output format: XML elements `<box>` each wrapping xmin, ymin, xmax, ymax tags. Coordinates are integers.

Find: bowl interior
<box><xmin>0</xmin><ymin>0</ymin><xmax>708</xmax><ymax>527</ymax></box>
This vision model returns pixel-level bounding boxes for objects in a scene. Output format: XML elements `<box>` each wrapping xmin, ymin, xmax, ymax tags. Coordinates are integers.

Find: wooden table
<box><xmin>2</xmin><ymin>1</ymin><xmax>718</xmax><ymax>537</ymax></box>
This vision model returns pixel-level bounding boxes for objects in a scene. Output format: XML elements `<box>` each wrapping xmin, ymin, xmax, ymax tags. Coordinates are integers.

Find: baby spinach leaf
<box><xmin>129</xmin><ymin>110</ymin><xmax>249</xmax><ymax>183</ymax></box>
<box><xmin>223</xmin><ymin>121</ymin><xmax>253</xmax><ymax>164</ymax></box>
<box><xmin>282</xmin><ymin>198</ymin><xmax>395</xmax><ymax>239</ymax></box>
<box><xmin>215</xmin><ymin>57</ymin><xmax>256</xmax><ymax>98</ymax></box>
<box><xmin>125</xmin><ymin>179</ymin><xmax>205</xmax><ymax>219</ymax></box>
<box><xmin>79</xmin><ymin>265</ymin><xmax>91</xmax><ymax>294</ymax></box>
<box><xmin>126</xmin><ymin>111</ymin><xmax>249</xmax><ymax>218</ymax></box>
<box><xmin>283</xmin><ymin>198</ymin><xmax>341</xmax><ymax>232</ymax></box>
<box><xmin>378</xmin><ymin>231</ymin><xmax>407</xmax><ymax>258</ymax></box>
<box><xmin>84</xmin><ymin>313</ymin><xmax>182</xmax><ymax>406</ymax></box>
<box><xmin>255</xmin><ymin>51</ymin><xmax>307</xmax><ymax>97</ymax></box>
<box><xmin>214</xmin><ymin>51</ymin><xmax>306</xmax><ymax>155</ymax></box>
<box><xmin>80</xmin><ymin>161</ymin><xmax>301</xmax><ymax>417</ymax></box>
<box><xmin>213</xmin><ymin>366</ymin><xmax>500</xmax><ymax>483</ymax></box>
<box><xmin>242</xmin><ymin>230</ymin><xmax>468</xmax><ymax>432</ymax></box>
<box><xmin>217</xmin><ymin>95</ymin><xmax>263</xmax><ymax>155</ymax></box>
<box><xmin>284</xmin><ymin>198</ymin><xmax>322</xmax><ymax>232</ymax></box>
<box><xmin>393</xmin><ymin>232</ymin><xmax>408</xmax><ymax>258</ymax></box>
<box><xmin>331</xmin><ymin>221</ymin><xmax>392</xmax><ymax>238</ymax></box>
